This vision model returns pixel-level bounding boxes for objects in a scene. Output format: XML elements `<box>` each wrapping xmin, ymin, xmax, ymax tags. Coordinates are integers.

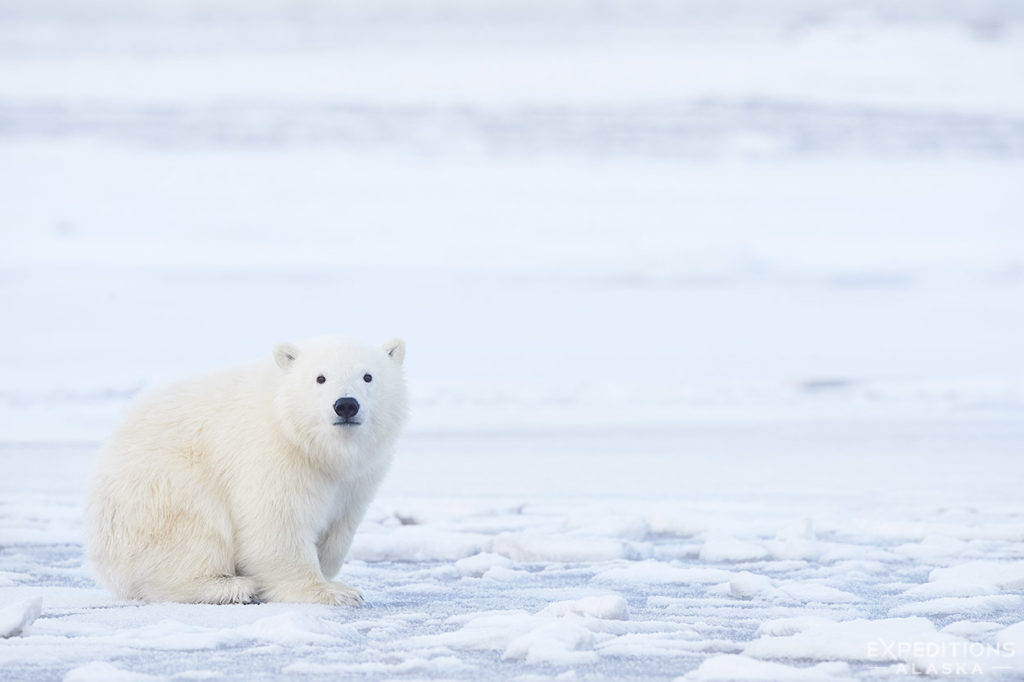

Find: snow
<box><xmin>683</xmin><ymin>655</ymin><xmax>853</xmax><ymax>682</ymax></box>
<box><xmin>538</xmin><ymin>596</ymin><xmax>630</xmax><ymax>621</ymax></box>
<box><xmin>454</xmin><ymin>553</ymin><xmax>513</xmax><ymax>578</ymax></box>
<box><xmin>928</xmin><ymin>561</ymin><xmax>1024</xmax><ymax>592</ymax></box>
<box><xmin>729</xmin><ymin>572</ymin><xmax>774</xmax><ymax>600</ymax></box>
<box><xmin>492</xmin><ymin>533</ymin><xmax>630</xmax><ymax>563</ymax></box>
<box><xmin>594</xmin><ymin>561</ymin><xmax>736</xmax><ymax>586</ymax></box>
<box><xmin>997</xmin><ymin>622</ymin><xmax>1024</xmax><ymax>649</ymax></box>
<box><xmin>755</xmin><ymin>616</ymin><xmax>838</xmax><ymax>637</ymax></box>
<box><xmin>0</xmin><ymin>598</ymin><xmax>42</xmax><ymax>639</ymax></box>
<box><xmin>698</xmin><ymin>534</ymin><xmax>769</xmax><ymax>563</ymax></box>
<box><xmin>64</xmin><ymin>662</ymin><xmax>163</xmax><ymax>682</ymax></box>
<box><xmin>504</xmin><ymin>621</ymin><xmax>599</xmax><ymax>665</ymax></box>
<box><xmin>349</xmin><ymin>526</ymin><xmax>491</xmax><ymax>563</ymax></box>
<box><xmin>2</xmin><ymin>0</ymin><xmax>1024</xmax><ymax>680</ymax></box>
<box><xmin>891</xmin><ymin>595</ymin><xmax>1024</xmax><ymax>618</ymax></box>
<box><xmin>744</xmin><ymin>617</ymin><xmax>1024</xmax><ymax>675</ymax></box>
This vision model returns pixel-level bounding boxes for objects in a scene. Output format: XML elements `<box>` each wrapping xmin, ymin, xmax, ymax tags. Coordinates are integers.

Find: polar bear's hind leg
<box><xmin>92</xmin><ymin>458</ymin><xmax>248</xmax><ymax>604</ymax></box>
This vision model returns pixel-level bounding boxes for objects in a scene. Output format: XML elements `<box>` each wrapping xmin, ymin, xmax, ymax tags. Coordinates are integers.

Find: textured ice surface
<box><xmin>2</xmin><ymin>443</ymin><xmax>1024</xmax><ymax>680</ymax></box>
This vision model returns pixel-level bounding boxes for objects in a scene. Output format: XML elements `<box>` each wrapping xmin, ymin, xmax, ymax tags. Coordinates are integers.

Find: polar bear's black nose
<box><xmin>333</xmin><ymin>397</ymin><xmax>360</xmax><ymax>419</ymax></box>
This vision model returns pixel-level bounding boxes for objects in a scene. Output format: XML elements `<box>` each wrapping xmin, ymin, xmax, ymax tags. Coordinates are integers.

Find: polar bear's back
<box><xmin>84</xmin><ymin>363</ymin><xmax>275</xmax><ymax>599</ymax></box>
<box><xmin>110</xmin><ymin>364</ymin><xmax>269</xmax><ymax>453</ymax></box>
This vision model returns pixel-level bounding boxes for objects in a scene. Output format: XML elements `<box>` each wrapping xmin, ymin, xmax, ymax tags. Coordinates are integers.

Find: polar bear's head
<box><xmin>271</xmin><ymin>336</ymin><xmax>408</xmax><ymax>461</ymax></box>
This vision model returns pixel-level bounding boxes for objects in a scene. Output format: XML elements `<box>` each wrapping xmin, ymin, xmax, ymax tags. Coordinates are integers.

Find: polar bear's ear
<box><xmin>383</xmin><ymin>338</ymin><xmax>406</xmax><ymax>366</ymax></box>
<box><xmin>274</xmin><ymin>343</ymin><xmax>299</xmax><ymax>371</ymax></box>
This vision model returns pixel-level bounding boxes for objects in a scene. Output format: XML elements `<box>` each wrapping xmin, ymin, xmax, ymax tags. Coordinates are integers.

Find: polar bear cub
<box><xmin>84</xmin><ymin>336</ymin><xmax>408</xmax><ymax>605</ymax></box>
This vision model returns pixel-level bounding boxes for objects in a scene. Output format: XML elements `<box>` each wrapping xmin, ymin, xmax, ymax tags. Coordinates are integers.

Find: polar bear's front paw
<box><xmin>265</xmin><ymin>580</ymin><xmax>364</xmax><ymax>606</ymax></box>
<box><xmin>321</xmin><ymin>581</ymin><xmax>364</xmax><ymax>607</ymax></box>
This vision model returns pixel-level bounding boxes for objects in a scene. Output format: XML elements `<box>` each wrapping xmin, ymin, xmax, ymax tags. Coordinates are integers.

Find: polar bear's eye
<box><xmin>316</xmin><ymin>375</ymin><xmax>326</xmax><ymax>384</ymax></box>
<box><xmin>363</xmin><ymin>374</ymin><xmax>373</xmax><ymax>383</ymax></box>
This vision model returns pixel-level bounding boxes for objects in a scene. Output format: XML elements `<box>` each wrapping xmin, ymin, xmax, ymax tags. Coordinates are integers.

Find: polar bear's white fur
<box><xmin>84</xmin><ymin>336</ymin><xmax>407</xmax><ymax>605</ymax></box>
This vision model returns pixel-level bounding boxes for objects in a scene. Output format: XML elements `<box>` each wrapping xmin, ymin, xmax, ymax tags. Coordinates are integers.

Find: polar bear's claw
<box><xmin>213</xmin><ymin>576</ymin><xmax>259</xmax><ymax>604</ymax></box>
<box><xmin>163</xmin><ymin>575</ymin><xmax>259</xmax><ymax>605</ymax></box>
<box><xmin>324</xmin><ymin>582</ymin><xmax>364</xmax><ymax>607</ymax></box>
<box><xmin>261</xmin><ymin>580</ymin><xmax>364</xmax><ymax>606</ymax></box>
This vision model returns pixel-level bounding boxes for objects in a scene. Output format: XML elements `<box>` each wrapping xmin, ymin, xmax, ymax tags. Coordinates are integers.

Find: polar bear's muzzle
<box><xmin>333</xmin><ymin>397</ymin><xmax>362</xmax><ymax>426</ymax></box>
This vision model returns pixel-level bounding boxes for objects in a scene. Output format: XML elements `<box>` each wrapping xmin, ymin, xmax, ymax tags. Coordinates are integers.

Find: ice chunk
<box><xmin>745</xmin><ymin>617</ymin><xmax>942</xmax><ymax>661</ymax></box>
<box><xmin>941</xmin><ymin>621</ymin><xmax>1006</xmax><ymax>638</ymax></box>
<box><xmin>454</xmin><ymin>552</ymin><xmax>513</xmax><ymax>578</ymax></box>
<box><xmin>408</xmin><ymin>610</ymin><xmax>536</xmax><ymax>652</ymax></box>
<box><xmin>699</xmin><ymin>533</ymin><xmax>768</xmax><ymax>562</ymax></box>
<box><xmin>903</xmin><ymin>581</ymin><xmax>997</xmax><ymax>599</ymax></box>
<box><xmin>775</xmin><ymin>582</ymin><xmax>862</xmax><ymax>604</ymax></box>
<box><xmin>0</xmin><ymin>597</ymin><xmax>42</xmax><ymax>638</ymax></box>
<box><xmin>764</xmin><ymin>518</ymin><xmax>823</xmax><ymax>560</ymax></box>
<box><xmin>731</xmin><ymin>575</ymin><xmax>860</xmax><ymax>604</ymax></box>
<box><xmin>538</xmin><ymin>595</ymin><xmax>629</xmax><ymax>621</ymax></box>
<box><xmin>729</xmin><ymin>572</ymin><xmax>773</xmax><ymax>599</ymax></box>
<box><xmin>349</xmin><ymin>526</ymin><xmax>490</xmax><ymax>562</ymax></box>
<box><xmin>492</xmin><ymin>532</ymin><xmax>626</xmax><ymax>562</ymax></box>
<box><xmin>929</xmin><ymin>561</ymin><xmax>1024</xmax><ymax>592</ymax></box>
<box><xmin>890</xmin><ymin>594</ymin><xmax>1024</xmax><ymax>617</ymax></box>
<box><xmin>503</xmin><ymin>621</ymin><xmax>598</xmax><ymax>665</ymax></box>
<box><xmin>402</xmin><ymin>596</ymin><xmax>627</xmax><ymax>667</ymax></box>
<box><xmin>744</xmin><ymin>616</ymin><xmax>1020</xmax><ymax>674</ymax></box>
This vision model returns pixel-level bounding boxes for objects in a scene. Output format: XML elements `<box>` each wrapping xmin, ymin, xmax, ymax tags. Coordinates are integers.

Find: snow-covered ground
<box><xmin>2</xmin><ymin>1</ymin><xmax>1024</xmax><ymax>679</ymax></box>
